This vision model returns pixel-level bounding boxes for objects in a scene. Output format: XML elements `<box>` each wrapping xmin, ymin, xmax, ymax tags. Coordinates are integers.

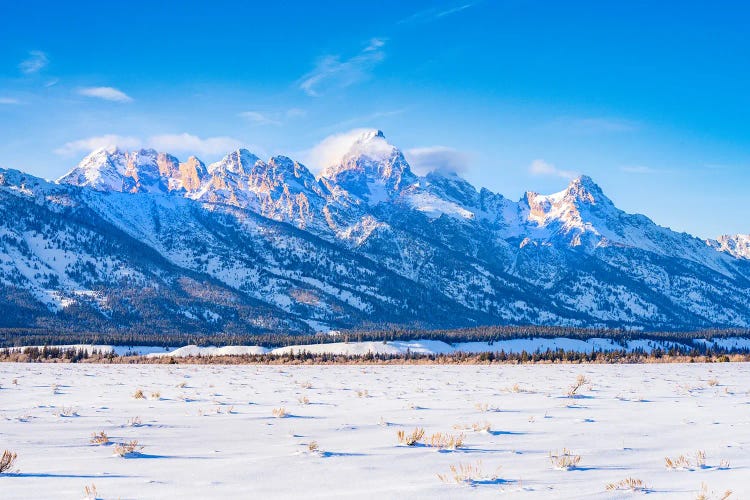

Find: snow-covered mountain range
<box><xmin>2</xmin><ymin>129</ymin><xmax>750</xmax><ymax>334</ymax></box>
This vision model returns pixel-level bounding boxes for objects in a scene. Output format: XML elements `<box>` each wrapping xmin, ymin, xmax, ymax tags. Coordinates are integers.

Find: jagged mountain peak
<box><xmin>708</xmin><ymin>234</ymin><xmax>750</xmax><ymax>260</ymax></box>
<box><xmin>207</xmin><ymin>148</ymin><xmax>263</xmax><ymax>175</ymax></box>
<box><xmin>318</xmin><ymin>129</ymin><xmax>416</xmax><ymax>202</ymax></box>
<box><xmin>562</xmin><ymin>174</ymin><xmax>610</xmax><ymax>205</ymax></box>
<box><xmin>59</xmin><ymin>147</ymin><xmax>210</xmax><ymax>194</ymax></box>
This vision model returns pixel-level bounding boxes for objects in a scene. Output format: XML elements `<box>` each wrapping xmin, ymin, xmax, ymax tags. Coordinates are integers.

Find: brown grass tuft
<box><xmin>113</xmin><ymin>440</ymin><xmax>143</xmax><ymax>457</ymax></box>
<box><xmin>437</xmin><ymin>460</ymin><xmax>497</xmax><ymax>485</ymax></box>
<box><xmin>549</xmin><ymin>448</ymin><xmax>581</xmax><ymax>470</ymax></box>
<box><xmin>426</xmin><ymin>432</ymin><xmax>465</xmax><ymax>450</ymax></box>
<box><xmin>567</xmin><ymin>375</ymin><xmax>591</xmax><ymax>397</ymax></box>
<box><xmin>0</xmin><ymin>450</ymin><xmax>18</xmax><ymax>473</ymax></box>
<box><xmin>397</xmin><ymin>427</ymin><xmax>425</xmax><ymax>446</ymax></box>
<box><xmin>90</xmin><ymin>431</ymin><xmax>110</xmax><ymax>445</ymax></box>
<box><xmin>605</xmin><ymin>477</ymin><xmax>647</xmax><ymax>492</ymax></box>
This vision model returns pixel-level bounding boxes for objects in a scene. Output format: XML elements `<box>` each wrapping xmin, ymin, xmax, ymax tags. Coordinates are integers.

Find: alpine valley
<box><xmin>2</xmin><ymin>129</ymin><xmax>749</xmax><ymax>335</ymax></box>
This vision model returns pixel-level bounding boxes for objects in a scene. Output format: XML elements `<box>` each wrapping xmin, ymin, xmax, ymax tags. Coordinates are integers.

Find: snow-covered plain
<box><xmin>0</xmin><ymin>362</ymin><xmax>748</xmax><ymax>498</ymax></box>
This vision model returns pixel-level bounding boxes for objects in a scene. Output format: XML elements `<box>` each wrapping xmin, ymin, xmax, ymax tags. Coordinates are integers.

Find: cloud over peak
<box><xmin>405</xmin><ymin>146</ymin><xmax>470</xmax><ymax>175</ymax></box>
<box><xmin>55</xmin><ymin>133</ymin><xmax>245</xmax><ymax>158</ymax></box>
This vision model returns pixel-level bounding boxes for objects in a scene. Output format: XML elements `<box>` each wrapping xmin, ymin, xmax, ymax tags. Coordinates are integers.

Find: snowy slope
<box><xmin>2</xmin><ymin>129</ymin><xmax>750</xmax><ymax>332</ymax></box>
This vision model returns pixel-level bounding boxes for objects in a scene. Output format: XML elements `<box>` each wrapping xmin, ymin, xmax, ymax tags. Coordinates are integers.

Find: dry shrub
<box><xmin>90</xmin><ymin>431</ymin><xmax>110</xmax><ymax>445</ymax></box>
<box><xmin>427</xmin><ymin>432</ymin><xmax>465</xmax><ymax>450</ymax></box>
<box><xmin>150</xmin><ymin>391</ymin><xmax>161</xmax><ymax>400</ymax></box>
<box><xmin>397</xmin><ymin>427</ymin><xmax>425</xmax><ymax>446</ymax></box>
<box><xmin>132</xmin><ymin>389</ymin><xmax>145</xmax><ymax>399</ymax></box>
<box><xmin>0</xmin><ymin>450</ymin><xmax>17</xmax><ymax>473</ymax></box>
<box><xmin>113</xmin><ymin>440</ymin><xmax>143</xmax><ymax>457</ymax></box>
<box><xmin>474</xmin><ymin>402</ymin><xmax>489</xmax><ymax>412</ymax></box>
<box><xmin>695</xmin><ymin>450</ymin><xmax>707</xmax><ymax>468</ymax></box>
<box><xmin>472</xmin><ymin>421</ymin><xmax>491</xmax><ymax>433</ymax></box>
<box><xmin>56</xmin><ymin>406</ymin><xmax>78</xmax><ymax>417</ymax></box>
<box><xmin>307</xmin><ymin>441</ymin><xmax>319</xmax><ymax>453</ymax></box>
<box><xmin>606</xmin><ymin>477</ymin><xmax>647</xmax><ymax>492</ymax></box>
<box><xmin>127</xmin><ymin>416</ymin><xmax>143</xmax><ymax>427</ymax></box>
<box><xmin>298</xmin><ymin>396</ymin><xmax>310</xmax><ymax>405</ymax></box>
<box><xmin>665</xmin><ymin>455</ymin><xmax>691</xmax><ymax>470</ymax></box>
<box><xmin>696</xmin><ymin>482</ymin><xmax>733</xmax><ymax>500</ymax></box>
<box><xmin>453</xmin><ymin>421</ymin><xmax>491</xmax><ymax>433</ymax></box>
<box><xmin>437</xmin><ymin>460</ymin><xmax>497</xmax><ymax>485</ymax></box>
<box><xmin>665</xmin><ymin>450</ymin><xmax>708</xmax><ymax>470</ymax></box>
<box><xmin>83</xmin><ymin>483</ymin><xmax>98</xmax><ymax>500</ymax></box>
<box><xmin>272</xmin><ymin>407</ymin><xmax>287</xmax><ymax>418</ymax></box>
<box><xmin>549</xmin><ymin>448</ymin><xmax>581</xmax><ymax>470</ymax></box>
<box><xmin>567</xmin><ymin>375</ymin><xmax>591</xmax><ymax>397</ymax></box>
<box><xmin>356</xmin><ymin>389</ymin><xmax>369</xmax><ymax>398</ymax></box>
<box><xmin>707</xmin><ymin>378</ymin><xmax>719</xmax><ymax>387</ymax></box>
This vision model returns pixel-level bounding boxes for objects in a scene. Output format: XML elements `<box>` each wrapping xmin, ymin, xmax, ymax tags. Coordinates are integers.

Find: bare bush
<box><xmin>437</xmin><ymin>460</ymin><xmax>498</xmax><ymax>485</ymax></box>
<box><xmin>113</xmin><ymin>440</ymin><xmax>143</xmax><ymax>457</ymax></box>
<box><xmin>606</xmin><ymin>477</ymin><xmax>647</xmax><ymax>492</ymax></box>
<box><xmin>83</xmin><ymin>483</ymin><xmax>98</xmax><ymax>500</ymax></box>
<box><xmin>549</xmin><ymin>448</ymin><xmax>581</xmax><ymax>470</ymax></box>
<box><xmin>132</xmin><ymin>389</ymin><xmax>145</xmax><ymax>399</ymax></box>
<box><xmin>56</xmin><ymin>406</ymin><xmax>78</xmax><ymax>417</ymax></box>
<box><xmin>397</xmin><ymin>427</ymin><xmax>425</xmax><ymax>446</ymax></box>
<box><xmin>567</xmin><ymin>375</ymin><xmax>591</xmax><ymax>397</ymax></box>
<box><xmin>426</xmin><ymin>432</ymin><xmax>465</xmax><ymax>450</ymax></box>
<box><xmin>90</xmin><ymin>431</ymin><xmax>110</xmax><ymax>445</ymax></box>
<box><xmin>272</xmin><ymin>407</ymin><xmax>287</xmax><ymax>418</ymax></box>
<box><xmin>0</xmin><ymin>450</ymin><xmax>18</xmax><ymax>473</ymax></box>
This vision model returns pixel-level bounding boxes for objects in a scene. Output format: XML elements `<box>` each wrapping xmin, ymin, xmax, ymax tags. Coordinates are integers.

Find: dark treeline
<box><xmin>1</xmin><ymin>345</ymin><xmax>745</xmax><ymax>364</ymax></box>
<box><xmin>1</xmin><ymin>324</ymin><xmax>749</xmax><ymax>349</ymax></box>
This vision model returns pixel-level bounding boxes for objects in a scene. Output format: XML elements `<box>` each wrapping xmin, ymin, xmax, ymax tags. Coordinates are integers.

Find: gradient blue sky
<box><xmin>1</xmin><ymin>1</ymin><xmax>749</xmax><ymax>238</ymax></box>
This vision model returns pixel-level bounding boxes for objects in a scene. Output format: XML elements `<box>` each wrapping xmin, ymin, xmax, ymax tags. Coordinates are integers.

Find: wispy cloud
<box><xmin>299</xmin><ymin>38</ymin><xmax>386</xmax><ymax>97</ymax></box>
<box><xmin>0</xmin><ymin>97</ymin><xmax>21</xmax><ymax>105</ymax></box>
<box><xmin>399</xmin><ymin>2</ymin><xmax>478</xmax><ymax>24</ymax></box>
<box><xmin>55</xmin><ymin>133</ymin><xmax>246</xmax><ymax>158</ymax></box>
<box><xmin>54</xmin><ymin>134</ymin><xmax>142</xmax><ymax>156</ymax></box>
<box><xmin>78</xmin><ymin>86</ymin><xmax>133</xmax><ymax>102</ymax></box>
<box><xmin>147</xmin><ymin>134</ymin><xmax>245</xmax><ymax>156</ymax></box>
<box><xmin>19</xmin><ymin>50</ymin><xmax>48</xmax><ymax>74</ymax></box>
<box><xmin>405</xmin><ymin>146</ymin><xmax>470</xmax><ymax>175</ymax></box>
<box><xmin>529</xmin><ymin>159</ymin><xmax>577</xmax><ymax>179</ymax></box>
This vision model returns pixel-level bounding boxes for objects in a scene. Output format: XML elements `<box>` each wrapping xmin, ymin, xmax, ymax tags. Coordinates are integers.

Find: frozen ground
<box><xmin>0</xmin><ymin>362</ymin><xmax>748</xmax><ymax>498</ymax></box>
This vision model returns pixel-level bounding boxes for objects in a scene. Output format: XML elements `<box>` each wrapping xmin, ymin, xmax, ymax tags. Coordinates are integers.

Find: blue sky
<box><xmin>1</xmin><ymin>1</ymin><xmax>749</xmax><ymax>238</ymax></box>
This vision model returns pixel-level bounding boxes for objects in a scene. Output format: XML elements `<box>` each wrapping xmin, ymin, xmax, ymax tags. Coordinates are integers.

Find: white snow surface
<box><xmin>149</xmin><ymin>337</ymin><xmax>703</xmax><ymax>358</ymax></box>
<box><xmin>1</xmin><ymin>362</ymin><xmax>748</xmax><ymax>498</ymax></box>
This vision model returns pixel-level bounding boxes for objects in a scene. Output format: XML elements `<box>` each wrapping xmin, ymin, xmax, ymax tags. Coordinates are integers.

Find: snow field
<box><xmin>0</xmin><ymin>362</ymin><xmax>748</xmax><ymax>498</ymax></box>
